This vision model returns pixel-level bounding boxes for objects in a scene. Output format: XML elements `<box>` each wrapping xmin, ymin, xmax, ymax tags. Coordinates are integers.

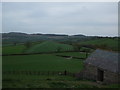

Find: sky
<box><xmin>2</xmin><ymin>2</ymin><xmax>118</xmax><ymax>36</ymax></box>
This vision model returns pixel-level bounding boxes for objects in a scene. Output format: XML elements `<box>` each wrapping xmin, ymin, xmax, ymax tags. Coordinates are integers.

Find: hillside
<box><xmin>80</xmin><ymin>38</ymin><xmax>119</xmax><ymax>51</ymax></box>
<box><xmin>2</xmin><ymin>32</ymin><xmax>88</xmax><ymax>44</ymax></box>
<box><xmin>25</xmin><ymin>41</ymin><xmax>74</xmax><ymax>53</ymax></box>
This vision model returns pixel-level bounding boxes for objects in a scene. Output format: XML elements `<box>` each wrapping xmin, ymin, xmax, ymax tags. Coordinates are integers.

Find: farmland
<box><xmin>3</xmin><ymin>54</ymin><xmax>84</xmax><ymax>72</ymax></box>
<box><xmin>2</xmin><ymin>45</ymin><xmax>26</xmax><ymax>55</ymax></box>
<box><xmin>2</xmin><ymin>36</ymin><xmax>119</xmax><ymax>88</ymax></box>
<box><xmin>26</xmin><ymin>41</ymin><xmax>74</xmax><ymax>53</ymax></box>
<box><xmin>2</xmin><ymin>40</ymin><xmax>90</xmax><ymax>88</ymax></box>
<box><xmin>80</xmin><ymin>38</ymin><xmax>119</xmax><ymax>51</ymax></box>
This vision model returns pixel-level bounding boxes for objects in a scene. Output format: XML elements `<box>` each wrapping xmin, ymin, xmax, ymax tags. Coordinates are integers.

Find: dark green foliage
<box><xmin>72</xmin><ymin>43</ymin><xmax>82</xmax><ymax>51</ymax></box>
<box><xmin>24</xmin><ymin>42</ymin><xmax>32</xmax><ymax>48</ymax></box>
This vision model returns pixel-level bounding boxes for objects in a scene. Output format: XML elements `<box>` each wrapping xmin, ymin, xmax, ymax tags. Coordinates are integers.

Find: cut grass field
<box><xmin>3</xmin><ymin>53</ymin><xmax>84</xmax><ymax>72</ymax></box>
<box><xmin>2</xmin><ymin>52</ymin><xmax>89</xmax><ymax>88</ymax></box>
<box><xmin>2</xmin><ymin>45</ymin><xmax>26</xmax><ymax>55</ymax></box>
<box><xmin>2</xmin><ymin>41</ymin><xmax>74</xmax><ymax>55</ymax></box>
<box><xmin>25</xmin><ymin>41</ymin><xmax>73</xmax><ymax>53</ymax></box>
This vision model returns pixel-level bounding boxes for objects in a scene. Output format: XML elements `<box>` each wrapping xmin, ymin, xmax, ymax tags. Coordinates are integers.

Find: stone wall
<box><xmin>83</xmin><ymin>63</ymin><xmax>120</xmax><ymax>84</ymax></box>
<box><xmin>104</xmin><ymin>71</ymin><xmax>120</xmax><ymax>84</ymax></box>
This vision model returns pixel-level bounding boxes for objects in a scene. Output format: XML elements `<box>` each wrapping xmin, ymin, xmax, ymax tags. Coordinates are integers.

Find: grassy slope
<box><xmin>2</xmin><ymin>45</ymin><xmax>26</xmax><ymax>55</ymax></box>
<box><xmin>80</xmin><ymin>38</ymin><xmax>118</xmax><ymax>51</ymax></box>
<box><xmin>3</xmin><ymin>54</ymin><xmax>84</xmax><ymax>72</ymax></box>
<box><xmin>26</xmin><ymin>41</ymin><xmax>73</xmax><ymax>53</ymax></box>
<box><xmin>2</xmin><ymin>41</ymin><xmax>74</xmax><ymax>54</ymax></box>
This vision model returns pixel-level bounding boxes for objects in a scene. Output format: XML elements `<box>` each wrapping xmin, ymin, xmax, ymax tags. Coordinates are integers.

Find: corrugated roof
<box><xmin>84</xmin><ymin>49</ymin><xmax>119</xmax><ymax>73</ymax></box>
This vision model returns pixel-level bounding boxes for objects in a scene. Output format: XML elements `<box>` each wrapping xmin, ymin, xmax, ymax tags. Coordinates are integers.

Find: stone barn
<box><xmin>83</xmin><ymin>49</ymin><xmax>120</xmax><ymax>84</ymax></box>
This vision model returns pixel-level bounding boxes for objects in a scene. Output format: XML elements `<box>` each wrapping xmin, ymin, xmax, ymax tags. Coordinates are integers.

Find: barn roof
<box><xmin>85</xmin><ymin>49</ymin><xmax>119</xmax><ymax>73</ymax></box>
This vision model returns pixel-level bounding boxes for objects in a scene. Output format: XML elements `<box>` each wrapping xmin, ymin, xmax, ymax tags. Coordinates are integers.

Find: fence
<box><xmin>3</xmin><ymin>70</ymin><xmax>75</xmax><ymax>77</ymax></box>
<box><xmin>3</xmin><ymin>70</ymin><xmax>98</xmax><ymax>81</ymax></box>
<box><xmin>75</xmin><ymin>71</ymin><xmax>97</xmax><ymax>81</ymax></box>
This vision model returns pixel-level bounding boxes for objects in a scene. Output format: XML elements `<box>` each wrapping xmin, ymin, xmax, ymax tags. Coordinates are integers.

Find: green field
<box><xmin>2</xmin><ymin>41</ymin><xmax>74</xmax><ymax>55</ymax></box>
<box><xmin>3</xmin><ymin>54</ymin><xmax>84</xmax><ymax>72</ymax></box>
<box><xmin>2</xmin><ymin>75</ymin><xmax>102</xmax><ymax>88</ymax></box>
<box><xmin>3</xmin><ymin>74</ymin><xmax>120</xmax><ymax>88</ymax></box>
<box><xmin>2</xmin><ymin>39</ymin><xmax>119</xmax><ymax>88</ymax></box>
<box><xmin>2</xmin><ymin>45</ymin><xmax>26</xmax><ymax>55</ymax></box>
<box><xmin>2</xmin><ymin>38</ymin><xmax>119</xmax><ymax>55</ymax></box>
<box><xmin>80</xmin><ymin>38</ymin><xmax>119</xmax><ymax>51</ymax></box>
<box><xmin>26</xmin><ymin>41</ymin><xmax>73</xmax><ymax>53</ymax></box>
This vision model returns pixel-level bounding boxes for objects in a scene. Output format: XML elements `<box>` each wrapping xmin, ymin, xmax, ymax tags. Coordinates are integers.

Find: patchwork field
<box><xmin>2</xmin><ymin>41</ymin><xmax>74</xmax><ymax>55</ymax></box>
<box><xmin>2</xmin><ymin>39</ymin><xmax>119</xmax><ymax>88</ymax></box>
<box><xmin>3</xmin><ymin>53</ymin><xmax>85</xmax><ymax>72</ymax></box>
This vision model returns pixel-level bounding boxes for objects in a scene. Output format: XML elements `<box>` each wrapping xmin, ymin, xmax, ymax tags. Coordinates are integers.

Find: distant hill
<box><xmin>2</xmin><ymin>32</ymin><xmax>119</xmax><ymax>46</ymax></box>
<box><xmin>2</xmin><ymin>32</ymin><xmax>88</xmax><ymax>44</ymax></box>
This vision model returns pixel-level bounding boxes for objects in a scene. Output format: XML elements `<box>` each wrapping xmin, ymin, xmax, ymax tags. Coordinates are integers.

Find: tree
<box><xmin>13</xmin><ymin>42</ymin><xmax>17</xmax><ymax>46</ymax></box>
<box><xmin>84</xmin><ymin>48</ymin><xmax>90</xmax><ymax>58</ymax></box>
<box><xmin>56</xmin><ymin>47</ymin><xmax>62</xmax><ymax>52</ymax></box>
<box><xmin>72</xmin><ymin>43</ymin><xmax>81</xmax><ymax>51</ymax></box>
<box><xmin>24</xmin><ymin>42</ymin><xmax>32</xmax><ymax>48</ymax></box>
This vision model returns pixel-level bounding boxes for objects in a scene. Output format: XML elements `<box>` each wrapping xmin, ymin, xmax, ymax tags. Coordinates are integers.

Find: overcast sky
<box><xmin>2</xmin><ymin>2</ymin><xmax>118</xmax><ymax>36</ymax></box>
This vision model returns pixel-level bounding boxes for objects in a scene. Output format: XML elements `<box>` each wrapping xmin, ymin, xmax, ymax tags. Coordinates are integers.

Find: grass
<box><xmin>2</xmin><ymin>75</ymin><xmax>103</xmax><ymax>88</ymax></box>
<box><xmin>3</xmin><ymin>74</ymin><xmax>120</xmax><ymax>88</ymax></box>
<box><xmin>80</xmin><ymin>38</ymin><xmax>118</xmax><ymax>51</ymax></box>
<box><xmin>2</xmin><ymin>41</ymin><xmax>74</xmax><ymax>55</ymax></box>
<box><xmin>3</xmin><ymin>54</ymin><xmax>84</xmax><ymax>72</ymax></box>
<box><xmin>2</xmin><ymin>39</ymin><xmax>119</xmax><ymax>88</ymax></box>
<box><xmin>26</xmin><ymin>41</ymin><xmax>74</xmax><ymax>53</ymax></box>
<box><xmin>2</xmin><ymin>45</ymin><xmax>26</xmax><ymax>55</ymax></box>
<box><xmin>2</xmin><ymin>53</ymin><xmax>86</xmax><ymax>88</ymax></box>
<box><xmin>4</xmin><ymin>74</ymin><xmax>119</xmax><ymax>88</ymax></box>
<box><xmin>55</xmin><ymin>52</ymin><xmax>88</xmax><ymax>58</ymax></box>
<box><xmin>105</xmin><ymin>84</ymin><xmax>120</xmax><ymax>88</ymax></box>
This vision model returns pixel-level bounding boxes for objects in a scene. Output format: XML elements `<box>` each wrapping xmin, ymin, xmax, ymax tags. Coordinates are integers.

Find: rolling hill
<box><xmin>80</xmin><ymin>38</ymin><xmax>119</xmax><ymax>51</ymax></box>
<box><xmin>25</xmin><ymin>41</ymin><xmax>74</xmax><ymax>53</ymax></box>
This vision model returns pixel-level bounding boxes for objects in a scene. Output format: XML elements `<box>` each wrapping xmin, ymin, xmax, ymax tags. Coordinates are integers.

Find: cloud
<box><xmin>2</xmin><ymin>2</ymin><xmax>118</xmax><ymax>36</ymax></box>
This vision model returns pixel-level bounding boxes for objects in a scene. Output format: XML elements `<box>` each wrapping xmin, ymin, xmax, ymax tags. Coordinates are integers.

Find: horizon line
<box><xmin>1</xmin><ymin>31</ymin><xmax>119</xmax><ymax>37</ymax></box>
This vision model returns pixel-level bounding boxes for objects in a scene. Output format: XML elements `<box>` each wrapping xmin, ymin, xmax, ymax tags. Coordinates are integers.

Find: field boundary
<box><xmin>3</xmin><ymin>70</ymin><xmax>98</xmax><ymax>81</ymax></box>
<box><xmin>56</xmin><ymin>55</ymin><xmax>85</xmax><ymax>59</ymax></box>
<box><xmin>2</xmin><ymin>50</ymin><xmax>88</xmax><ymax>56</ymax></box>
<box><xmin>3</xmin><ymin>71</ymin><xmax>75</xmax><ymax>77</ymax></box>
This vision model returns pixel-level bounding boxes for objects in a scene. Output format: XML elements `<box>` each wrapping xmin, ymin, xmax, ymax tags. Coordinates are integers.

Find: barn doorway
<box><xmin>97</xmin><ymin>69</ymin><xmax>104</xmax><ymax>81</ymax></box>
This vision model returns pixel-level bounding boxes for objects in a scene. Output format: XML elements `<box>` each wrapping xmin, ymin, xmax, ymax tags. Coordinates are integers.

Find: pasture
<box><xmin>2</xmin><ymin>39</ymin><xmax>119</xmax><ymax>88</ymax></box>
<box><xmin>3</xmin><ymin>74</ymin><xmax>119</xmax><ymax>88</ymax></box>
<box><xmin>2</xmin><ymin>45</ymin><xmax>26</xmax><ymax>55</ymax></box>
<box><xmin>3</xmin><ymin>53</ymin><xmax>84</xmax><ymax>72</ymax></box>
<box><xmin>2</xmin><ymin>41</ymin><xmax>74</xmax><ymax>55</ymax></box>
<box><xmin>25</xmin><ymin>41</ymin><xmax>74</xmax><ymax>53</ymax></box>
<box><xmin>3</xmin><ymin>52</ymin><xmax>86</xmax><ymax>88</ymax></box>
<box><xmin>80</xmin><ymin>38</ymin><xmax>119</xmax><ymax>51</ymax></box>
